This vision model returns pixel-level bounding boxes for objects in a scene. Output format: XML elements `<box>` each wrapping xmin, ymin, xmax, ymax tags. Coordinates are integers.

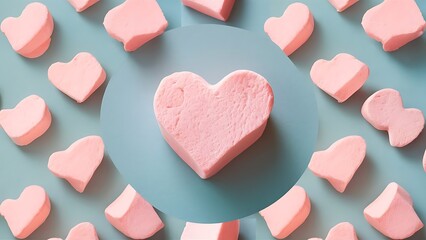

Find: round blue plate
<box><xmin>100</xmin><ymin>24</ymin><xmax>318</xmax><ymax>223</ymax></box>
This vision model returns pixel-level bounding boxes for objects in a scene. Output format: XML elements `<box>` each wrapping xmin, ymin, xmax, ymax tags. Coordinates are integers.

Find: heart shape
<box><xmin>48</xmin><ymin>136</ymin><xmax>104</xmax><ymax>193</ymax></box>
<box><xmin>154</xmin><ymin>70</ymin><xmax>274</xmax><ymax>179</ymax></box>
<box><xmin>361</xmin><ymin>89</ymin><xmax>424</xmax><ymax>147</ymax></box>
<box><xmin>0</xmin><ymin>2</ymin><xmax>54</xmax><ymax>58</ymax></box>
<box><xmin>48</xmin><ymin>52</ymin><xmax>106</xmax><ymax>103</ymax></box>
<box><xmin>0</xmin><ymin>185</ymin><xmax>50</xmax><ymax>239</ymax></box>
<box><xmin>361</xmin><ymin>0</ymin><xmax>426</xmax><ymax>51</ymax></box>
<box><xmin>264</xmin><ymin>2</ymin><xmax>314</xmax><ymax>56</ymax></box>
<box><xmin>309</xmin><ymin>136</ymin><xmax>366</xmax><ymax>193</ymax></box>
<box><xmin>181</xmin><ymin>0</ymin><xmax>235</xmax><ymax>21</ymax></box>
<box><xmin>67</xmin><ymin>0</ymin><xmax>99</xmax><ymax>12</ymax></box>
<box><xmin>310</xmin><ymin>53</ymin><xmax>369</xmax><ymax>103</ymax></box>
<box><xmin>0</xmin><ymin>95</ymin><xmax>51</xmax><ymax>146</ymax></box>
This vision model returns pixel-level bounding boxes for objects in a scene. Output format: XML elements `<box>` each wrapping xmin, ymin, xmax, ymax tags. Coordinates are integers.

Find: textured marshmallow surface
<box><xmin>362</xmin><ymin>88</ymin><xmax>424</xmax><ymax>147</ymax></box>
<box><xmin>0</xmin><ymin>95</ymin><xmax>51</xmax><ymax>146</ymax></box>
<box><xmin>154</xmin><ymin>70</ymin><xmax>274</xmax><ymax>179</ymax></box>
<box><xmin>67</xmin><ymin>0</ymin><xmax>100</xmax><ymax>12</ymax></box>
<box><xmin>362</xmin><ymin>0</ymin><xmax>426</xmax><ymax>51</ymax></box>
<box><xmin>48</xmin><ymin>52</ymin><xmax>106</xmax><ymax>103</ymax></box>
<box><xmin>259</xmin><ymin>186</ymin><xmax>311</xmax><ymax>239</ymax></box>
<box><xmin>181</xmin><ymin>220</ymin><xmax>240</xmax><ymax>240</ymax></box>
<box><xmin>103</xmin><ymin>0</ymin><xmax>168</xmax><ymax>52</ymax></box>
<box><xmin>364</xmin><ymin>182</ymin><xmax>424</xmax><ymax>239</ymax></box>
<box><xmin>0</xmin><ymin>185</ymin><xmax>50</xmax><ymax>239</ymax></box>
<box><xmin>182</xmin><ymin>0</ymin><xmax>235</xmax><ymax>21</ymax></box>
<box><xmin>48</xmin><ymin>136</ymin><xmax>104</xmax><ymax>193</ymax></box>
<box><xmin>309</xmin><ymin>136</ymin><xmax>366</xmax><ymax>193</ymax></box>
<box><xmin>0</xmin><ymin>2</ymin><xmax>54</xmax><ymax>58</ymax></box>
<box><xmin>65</xmin><ymin>222</ymin><xmax>99</xmax><ymax>240</ymax></box>
<box><xmin>310</xmin><ymin>53</ymin><xmax>369</xmax><ymax>103</ymax></box>
<box><xmin>328</xmin><ymin>0</ymin><xmax>358</xmax><ymax>12</ymax></box>
<box><xmin>105</xmin><ymin>185</ymin><xmax>164</xmax><ymax>239</ymax></box>
<box><xmin>264</xmin><ymin>3</ymin><xmax>314</xmax><ymax>56</ymax></box>
<box><xmin>325</xmin><ymin>222</ymin><xmax>358</xmax><ymax>240</ymax></box>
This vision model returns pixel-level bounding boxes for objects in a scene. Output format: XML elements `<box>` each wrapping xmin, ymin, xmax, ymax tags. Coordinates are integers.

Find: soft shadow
<box><xmin>290</xmin><ymin>20</ymin><xmax>324</xmax><ymax>68</ymax></box>
<box><xmin>339</xmin><ymin>0</ymin><xmax>372</xmax><ymax>24</ymax></box>
<box><xmin>79</xmin><ymin>78</ymin><xmax>109</xmax><ymax>118</ymax></box>
<box><xmin>288</xmin><ymin>201</ymin><xmax>322</xmax><ymax>239</ymax></box>
<box><xmin>390</xmin><ymin>36</ymin><xmax>426</xmax><ymax>70</ymax></box>
<box><xmin>29</xmin><ymin>201</ymin><xmax>61</xmax><ymax>239</ymax></box>
<box><xmin>79</xmin><ymin>0</ymin><xmax>117</xmax><ymax>24</ymax></box>
<box><xmin>339</xmin><ymin>88</ymin><xmax>376</xmax><ymax>116</ymax></box>
<box><xmin>343</xmin><ymin>155</ymin><xmax>377</xmax><ymax>200</ymax></box>
<box><xmin>397</xmin><ymin>131</ymin><xmax>426</xmax><ymax>162</ymax></box>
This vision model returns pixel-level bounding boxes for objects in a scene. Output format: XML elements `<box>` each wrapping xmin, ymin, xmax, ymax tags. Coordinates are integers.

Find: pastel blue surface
<box><xmin>0</xmin><ymin>0</ymin><xmax>426</xmax><ymax>239</ymax></box>
<box><xmin>100</xmin><ymin>24</ymin><xmax>318</xmax><ymax>223</ymax></box>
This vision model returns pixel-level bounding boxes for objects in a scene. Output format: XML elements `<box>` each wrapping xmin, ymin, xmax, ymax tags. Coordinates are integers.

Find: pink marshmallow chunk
<box><xmin>325</xmin><ymin>222</ymin><xmax>358</xmax><ymax>240</ymax></box>
<box><xmin>259</xmin><ymin>186</ymin><xmax>311</xmax><ymax>239</ymax></box>
<box><xmin>66</xmin><ymin>222</ymin><xmax>99</xmax><ymax>240</ymax></box>
<box><xmin>48</xmin><ymin>52</ymin><xmax>106</xmax><ymax>103</ymax></box>
<box><xmin>423</xmin><ymin>149</ymin><xmax>426</xmax><ymax>173</ymax></box>
<box><xmin>309</xmin><ymin>136</ymin><xmax>366</xmax><ymax>193</ymax></box>
<box><xmin>154</xmin><ymin>70</ymin><xmax>274</xmax><ymax>179</ymax></box>
<box><xmin>0</xmin><ymin>95</ymin><xmax>52</xmax><ymax>146</ymax></box>
<box><xmin>48</xmin><ymin>136</ymin><xmax>104</xmax><ymax>193</ymax></box>
<box><xmin>181</xmin><ymin>220</ymin><xmax>240</xmax><ymax>240</ymax></box>
<box><xmin>105</xmin><ymin>185</ymin><xmax>164</xmax><ymax>239</ymax></box>
<box><xmin>0</xmin><ymin>2</ymin><xmax>54</xmax><ymax>58</ymax></box>
<box><xmin>364</xmin><ymin>182</ymin><xmax>423</xmax><ymax>239</ymax></box>
<box><xmin>0</xmin><ymin>185</ymin><xmax>50</xmax><ymax>239</ymax></box>
<box><xmin>362</xmin><ymin>0</ymin><xmax>426</xmax><ymax>52</ymax></box>
<box><xmin>328</xmin><ymin>0</ymin><xmax>358</xmax><ymax>12</ymax></box>
<box><xmin>181</xmin><ymin>0</ymin><xmax>235</xmax><ymax>21</ymax></box>
<box><xmin>264</xmin><ymin>3</ymin><xmax>314</xmax><ymax>56</ymax></box>
<box><xmin>362</xmin><ymin>88</ymin><xmax>424</xmax><ymax>147</ymax></box>
<box><xmin>67</xmin><ymin>0</ymin><xmax>100</xmax><ymax>12</ymax></box>
<box><xmin>310</xmin><ymin>53</ymin><xmax>369</xmax><ymax>103</ymax></box>
<box><xmin>103</xmin><ymin>0</ymin><xmax>168</xmax><ymax>52</ymax></box>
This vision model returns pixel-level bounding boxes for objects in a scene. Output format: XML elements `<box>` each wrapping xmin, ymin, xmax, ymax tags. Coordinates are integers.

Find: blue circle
<box><xmin>100</xmin><ymin>24</ymin><xmax>318</xmax><ymax>223</ymax></box>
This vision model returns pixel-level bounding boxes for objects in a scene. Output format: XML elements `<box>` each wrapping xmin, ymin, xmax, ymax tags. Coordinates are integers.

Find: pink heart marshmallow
<box><xmin>181</xmin><ymin>0</ymin><xmax>235</xmax><ymax>21</ymax></box>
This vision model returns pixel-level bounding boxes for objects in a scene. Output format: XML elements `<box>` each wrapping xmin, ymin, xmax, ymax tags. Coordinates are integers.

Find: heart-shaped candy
<box><xmin>48</xmin><ymin>136</ymin><xmax>104</xmax><ymax>193</ymax></box>
<box><xmin>182</xmin><ymin>0</ymin><xmax>235</xmax><ymax>21</ymax></box>
<box><xmin>154</xmin><ymin>70</ymin><xmax>274</xmax><ymax>179</ymax></box>
<box><xmin>66</xmin><ymin>222</ymin><xmax>99</xmax><ymax>240</ymax></box>
<box><xmin>48</xmin><ymin>52</ymin><xmax>106</xmax><ymax>103</ymax></box>
<box><xmin>310</xmin><ymin>53</ymin><xmax>369</xmax><ymax>103</ymax></box>
<box><xmin>264</xmin><ymin>3</ymin><xmax>314</xmax><ymax>56</ymax></box>
<box><xmin>0</xmin><ymin>2</ymin><xmax>54</xmax><ymax>58</ymax></box>
<box><xmin>67</xmin><ymin>0</ymin><xmax>100</xmax><ymax>12</ymax></box>
<box><xmin>362</xmin><ymin>0</ymin><xmax>426</xmax><ymax>51</ymax></box>
<box><xmin>309</xmin><ymin>136</ymin><xmax>366</xmax><ymax>193</ymax></box>
<box><xmin>325</xmin><ymin>222</ymin><xmax>358</xmax><ymax>240</ymax></box>
<box><xmin>0</xmin><ymin>185</ymin><xmax>51</xmax><ymax>239</ymax></box>
<box><xmin>0</xmin><ymin>95</ymin><xmax>52</xmax><ymax>146</ymax></box>
<box><xmin>181</xmin><ymin>220</ymin><xmax>240</xmax><ymax>240</ymax></box>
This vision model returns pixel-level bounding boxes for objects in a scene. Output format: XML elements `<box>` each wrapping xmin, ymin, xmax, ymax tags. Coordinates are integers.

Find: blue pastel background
<box><xmin>0</xmin><ymin>0</ymin><xmax>425</xmax><ymax>239</ymax></box>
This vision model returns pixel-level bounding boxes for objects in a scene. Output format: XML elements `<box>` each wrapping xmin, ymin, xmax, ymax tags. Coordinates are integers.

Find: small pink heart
<box><xmin>309</xmin><ymin>136</ymin><xmax>366</xmax><ymax>193</ymax></box>
<box><xmin>0</xmin><ymin>185</ymin><xmax>51</xmax><ymax>239</ymax></box>
<box><xmin>154</xmin><ymin>70</ymin><xmax>274</xmax><ymax>179</ymax></box>
<box><xmin>181</xmin><ymin>0</ymin><xmax>235</xmax><ymax>21</ymax></box>
<box><xmin>48</xmin><ymin>136</ymin><xmax>104</xmax><ymax>193</ymax></box>
<box><xmin>0</xmin><ymin>2</ymin><xmax>54</xmax><ymax>58</ymax></box>
<box><xmin>264</xmin><ymin>3</ymin><xmax>314</xmax><ymax>56</ymax></box>
<box><xmin>310</xmin><ymin>53</ymin><xmax>369</xmax><ymax>103</ymax></box>
<box><xmin>48</xmin><ymin>52</ymin><xmax>106</xmax><ymax>103</ymax></box>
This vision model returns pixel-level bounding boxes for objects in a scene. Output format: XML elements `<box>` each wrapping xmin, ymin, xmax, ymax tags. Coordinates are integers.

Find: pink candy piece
<box><xmin>65</xmin><ymin>222</ymin><xmax>99</xmax><ymax>240</ymax></box>
<box><xmin>310</xmin><ymin>53</ymin><xmax>369</xmax><ymax>103</ymax></box>
<box><xmin>181</xmin><ymin>220</ymin><xmax>240</xmax><ymax>240</ymax></box>
<box><xmin>364</xmin><ymin>182</ymin><xmax>423</xmax><ymax>239</ymax></box>
<box><xmin>154</xmin><ymin>70</ymin><xmax>274</xmax><ymax>179</ymax></box>
<box><xmin>328</xmin><ymin>0</ymin><xmax>358</xmax><ymax>12</ymax></box>
<box><xmin>48</xmin><ymin>52</ymin><xmax>106</xmax><ymax>103</ymax></box>
<box><xmin>259</xmin><ymin>186</ymin><xmax>311</xmax><ymax>239</ymax></box>
<box><xmin>103</xmin><ymin>0</ymin><xmax>168</xmax><ymax>52</ymax></box>
<box><xmin>325</xmin><ymin>222</ymin><xmax>358</xmax><ymax>240</ymax></box>
<box><xmin>362</xmin><ymin>0</ymin><xmax>426</xmax><ymax>52</ymax></box>
<box><xmin>0</xmin><ymin>185</ymin><xmax>50</xmax><ymax>239</ymax></box>
<box><xmin>48</xmin><ymin>136</ymin><xmax>104</xmax><ymax>193</ymax></box>
<box><xmin>67</xmin><ymin>0</ymin><xmax>100</xmax><ymax>12</ymax></box>
<box><xmin>181</xmin><ymin>0</ymin><xmax>235</xmax><ymax>21</ymax></box>
<box><xmin>309</xmin><ymin>136</ymin><xmax>366</xmax><ymax>193</ymax></box>
<box><xmin>0</xmin><ymin>2</ymin><xmax>54</xmax><ymax>58</ymax></box>
<box><xmin>0</xmin><ymin>95</ymin><xmax>52</xmax><ymax>146</ymax></box>
<box><xmin>423</xmin><ymin>150</ymin><xmax>426</xmax><ymax>173</ymax></box>
<box><xmin>264</xmin><ymin>3</ymin><xmax>314</xmax><ymax>56</ymax></box>
<box><xmin>362</xmin><ymin>88</ymin><xmax>424</xmax><ymax>147</ymax></box>
<box><xmin>105</xmin><ymin>185</ymin><xmax>164</xmax><ymax>239</ymax></box>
